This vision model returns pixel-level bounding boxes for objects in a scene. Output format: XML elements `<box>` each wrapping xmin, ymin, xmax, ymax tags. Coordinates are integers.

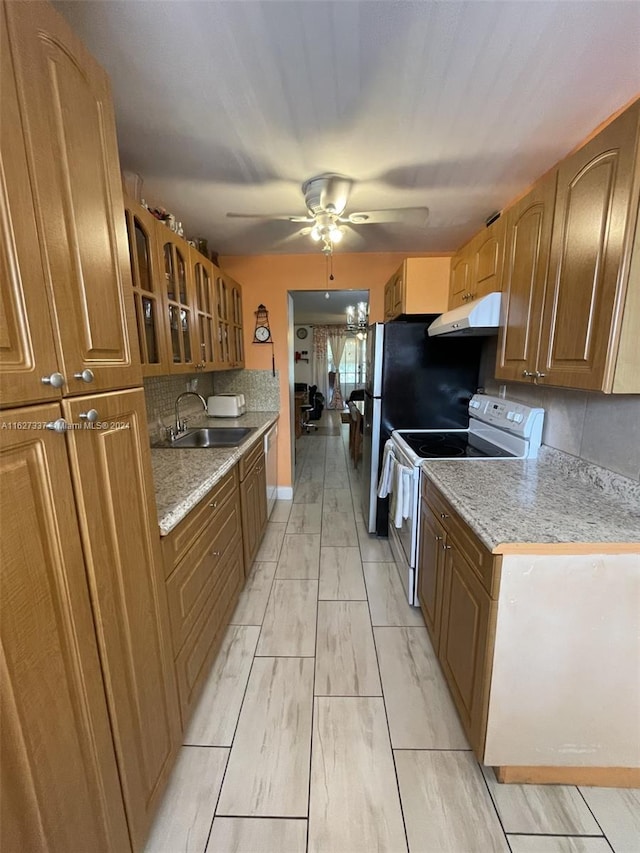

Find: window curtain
<box><xmin>327</xmin><ymin>328</ymin><xmax>348</xmax><ymax>409</ymax></box>
<box><xmin>311</xmin><ymin>326</ymin><xmax>329</xmax><ymax>405</ymax></box>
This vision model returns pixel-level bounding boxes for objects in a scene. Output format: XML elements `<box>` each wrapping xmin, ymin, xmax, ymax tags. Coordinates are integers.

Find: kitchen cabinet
<box><xmin>496</xmin><ymin>99</ymin><xmax>640</xmax><ymax>392</ymax></box>
<box><xmin>417</xmin><ymin>499</ymin><xmax>446</xmax><ymax>652</ymax></box>
<box><xmin>228</xmin><ymin>276</ymin><xmax>245</xmax><ymax>368</ymax></box>
<box><xmin>536</xmin><ymin>100</ymin><xmax>640</xmax><ymax>392</ymax></box>
<box><xmin>1</xmin><ymin>5</ymin><xmax>181</xmax><ymax>850</ymax></box>
<box><xmin>495</xmin><ymin>172</ymin><xmax>557</xmax><ymax>382</ymax></box>
<box><xmin>160</xmin><ymin>230</ymin><xmax>197</xmax><ymax>372</ymax></box>
<box><xmin>63</xmin><ymin>388</ymin><xmax>181</xmax><ymax>851</ymax></box>
<box><xmin>418</xmin><ymin>476</ymin><xmax>500</xmax><ymax>756</ymax></box>
<box><xmin>191</xmin><ymin>248</ymin><xmax>220</xmax><ymax>370</ymax></box>
<box><xmin>383</xmin><ymin>258</ymin><xmax>450</xmax><ymax>320</ymax></box>
<box><xmin>239</xmin><ymin>437</ymin><xmax>268</xmax><ymax>571</ymax></box>
<box><xmin>162</xmin><ymin>467</ymin><xmax>244</xmax><ymax>723</ymax></box>
<box><xmin>0</xmin><ymin>404</ymin><xmax>131</xmax><ymax>853</ymax></box>
<box><xmin>448</xmin><ymin>216</ymin><xmax>505</xmax><ymax>309</ymax></box>
<box><xmin>124</xmin><ymin>195</ymin><xmax>170</xmax><ymax>376</ymax></box>
<box><xmin>3</xmin><ymin>1</ymin><xmax>141</xmax><ymax>401</ymax></box>
<box><xmin>212</xmin><ymin>271</ymin><xmax>245</xmax><ymax>369</ymax></box>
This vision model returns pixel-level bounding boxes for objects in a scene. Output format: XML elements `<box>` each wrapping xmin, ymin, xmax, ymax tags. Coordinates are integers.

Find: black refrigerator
<box><xmin>360</xmin><ymin>319</ymin><xmax>482</xmax><ymax>535</ymax></box>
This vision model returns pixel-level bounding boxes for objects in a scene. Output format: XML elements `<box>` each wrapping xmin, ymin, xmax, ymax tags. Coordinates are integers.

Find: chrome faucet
<box><xmin>170</xmin><ymin>392</ymin><xmax>207</xmax><ymax>441</ymax></box>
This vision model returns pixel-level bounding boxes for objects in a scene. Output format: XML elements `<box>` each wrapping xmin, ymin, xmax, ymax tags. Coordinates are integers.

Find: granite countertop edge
<box><xmin>151</xmin><ymin>412</ymin><xmax>279</xmax><ymax>536</ymax></box>
<box><xmin>420</xmin><ymin>447</ymin><xmax>640</xmax><ymax>551</ymax></box>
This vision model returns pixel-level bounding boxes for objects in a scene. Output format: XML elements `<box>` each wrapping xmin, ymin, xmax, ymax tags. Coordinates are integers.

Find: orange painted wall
<box><xmin>220</xmin><ymin>251</ymin><xmax>451</xmax><ymax>488</ymax></box>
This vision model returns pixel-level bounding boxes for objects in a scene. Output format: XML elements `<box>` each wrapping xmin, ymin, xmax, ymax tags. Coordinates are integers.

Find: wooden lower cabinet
<box><xmin>417</xmin><ymin>499</ymin><xmax>446</xmax><ymax>652</ymax></box>
<box><xmin>63</xmin><ymin>388</ymin><xmax>181</xmax><ymax>851</ymax></box>
<box><xmin>0</xmin><ymin>404</ymin><xmax>131</xmax><ymax>853</ymax></box>
<box><xmin>239</xmin><ymin>438</ymin><xmax>268</xmax><ymax>572</ymax></box>
<box><xmin>162</xmin><ymin>468</ymin><xmax>245</xmax><ymax>724</ymax></box>
<box><xmin>418</xmin><ymin>476</ymin><xmax>500</xmax><ymax>756</ymax></box>
<box><xmin>438</xmin><ymin>544</ymin><xmax>497</xmax><ymax>754</ymax></box>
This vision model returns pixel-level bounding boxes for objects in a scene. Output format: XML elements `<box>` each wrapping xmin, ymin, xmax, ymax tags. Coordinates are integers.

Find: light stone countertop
<box><xmin>421</xmin><ymin>447</ymin><xmax>640</xmax><ymax>552</ymax></box>
<box><xmin>151</xmin><ymin>412</ymin><xmax>279</xmax><ymax>535</ymax></box>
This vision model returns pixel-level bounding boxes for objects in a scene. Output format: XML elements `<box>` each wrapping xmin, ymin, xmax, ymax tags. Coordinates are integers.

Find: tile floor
<box><xmin>145</xmin><ymin>411</ymin><xmax>639</xmax><ymax>853</ymax></box>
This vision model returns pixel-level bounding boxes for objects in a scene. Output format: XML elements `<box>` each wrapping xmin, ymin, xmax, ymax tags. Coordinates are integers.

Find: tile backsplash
<box><xmin>143</xmin><ymin>369</ymin><xmax>280</xmax><ymax>442</ymax></box>
<box><xmin>214</xmin><ymin>369</ymin><xmax>280</xmax><ymax>411</ymax></box>
<box><xmin>144</xmin><ymin>373</ymin><xmax>215</xmax><ymax>442</ymax></box>
<box><xmin>479</xmin><ymin>341</ymin><xmax>640</xmax><ymax>481</ymax></box>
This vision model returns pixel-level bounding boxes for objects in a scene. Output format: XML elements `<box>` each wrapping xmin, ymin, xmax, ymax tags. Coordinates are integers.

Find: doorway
<box><xmin>288</xmin><ymin>289</ymin><xmax>369</xmax><ymax>479</ymax></box>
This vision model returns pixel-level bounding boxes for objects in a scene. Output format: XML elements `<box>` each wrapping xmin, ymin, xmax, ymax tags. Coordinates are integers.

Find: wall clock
<box><xmin>252</xmin><ymin>304</ymin><xmax>272</xmax><ymax>344</ymax></box>
<box><xmin>296</xmin><ymin>327</ymin><xmax>308</xmax><ymax>340</ymax></box>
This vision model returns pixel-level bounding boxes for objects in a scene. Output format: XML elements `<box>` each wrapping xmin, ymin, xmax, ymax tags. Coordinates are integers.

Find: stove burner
<box><xmin>418</xmin><ymin>442</ymin><xmax>465</xmax><ymax>458</ymax></box>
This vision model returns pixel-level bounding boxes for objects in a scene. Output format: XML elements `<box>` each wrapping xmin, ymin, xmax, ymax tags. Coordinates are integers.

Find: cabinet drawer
<box><xmin>162</xmin><ymin>466</ymin><xmax>239</xmax><ymax>574</ymax></box>
<box><xmin>166</xmin><ymin>491</ymin><xmax>243</xmax><ymax>653</ymax></box>
<box><xmin>174</xmin><ymin>539</ymin><xmax>244</xmax><ymax>723</ymax></box>
<box><xmin>239</xmin><ymin>437</ymin><xmax>264</xmax><ymax>481</ymax></box>
<box><xmin>422</xmin><ymin>477</ymin><xmax>499</xmax><ymax>597</ymax></box>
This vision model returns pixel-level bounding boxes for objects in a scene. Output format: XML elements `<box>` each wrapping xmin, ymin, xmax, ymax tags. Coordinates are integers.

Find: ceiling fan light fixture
<box><xmin>329</xmin><ymin>225</ymin><xmax>343</xmax><ymax>243</ymax></box>
<box><xmin>310</xmin><ymin>225</ymin><xmax>321</xmax><ymax>241</ymax></box>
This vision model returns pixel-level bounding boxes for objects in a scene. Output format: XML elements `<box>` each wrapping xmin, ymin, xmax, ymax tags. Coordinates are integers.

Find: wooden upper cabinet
<box><xmin>449</xmin><ymin>217</ymin><xmax>504</xmax><ymax>309</ymax></box>
<box><xmin>62</xmin><ymin>388</ymin><xmax>181</xmax><ymax>850</ymax></box>
<box><xmin>0</xmin><ymin>404</ymin><xmax>131</xmax><ymax>853</ymax></box>
<box><xmin>160</xmin><ymin>231</ymin><xmax>196</xmax><ymax>372</ymax></box>
<box><xmin>4</xmin><ymin>1</ymin><xmax>141</xmax><ymax>395</ymax></box>
<box><xmin>538</xmin><ymin>101</ymin><xmax>640</xmax><ymax>392</ymax></box>
<box><xmin>474</xmin><ymin>216</ymin><xmax>504</xmax><ymax>298</ymax></box>
<box><xmin>124</xmin><ymin>196</ymin><xmax>170</xmax><ymax>376</ymax></box>
<box><xmin>228</xmin><ymin>276</ymin><xmax>245</xmax><ymax>368</ymax></box>
<box><xmin>191</xmin><ymin>249</ymin><xmax>218</xmax><ymax>370</ymax></box>
<box><xmin>0</xmin><ymin>16</ymin><xmax>62</xmax><ymax>408</ymax></box>
<box><xmin>214</xmin><ymin>270</ymin><xmax>231</xmax><ymax>366</ymax></box>
<box><xmin>384</xmin><ymin>258</ymin><xmax>450</xmax><ymax>320</ymax></box>
<box><xmin>495</xmin><ymin>172</ymin><xmax>557</xmax><ymax>382</ymax></box>
<box><xmin>449</xmin><ymin>252</ymin><xmax>471</xmax><ymax>309</ymax></box>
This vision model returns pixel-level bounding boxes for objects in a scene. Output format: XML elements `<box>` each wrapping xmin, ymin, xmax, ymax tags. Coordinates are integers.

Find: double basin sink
<box><xmin>163</xmin><ymin>427</ymin><xmax>256</xmax><ymax>448</ymax></box>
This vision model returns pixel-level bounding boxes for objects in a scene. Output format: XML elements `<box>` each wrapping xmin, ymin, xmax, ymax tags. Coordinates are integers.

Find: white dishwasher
<box><xmin>264</xmin><ymin>422</ymin><xmax>278</xmax><ymax>518</ymax></box>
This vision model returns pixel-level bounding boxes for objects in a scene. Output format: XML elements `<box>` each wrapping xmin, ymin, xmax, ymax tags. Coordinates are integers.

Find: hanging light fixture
<box><xmin>346</xmin><ymin>300</ymin><xmax>368</xmax><ymax>332</ymax></box>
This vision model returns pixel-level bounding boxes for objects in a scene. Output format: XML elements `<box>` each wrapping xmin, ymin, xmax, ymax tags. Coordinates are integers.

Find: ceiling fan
<box><xmin>226</xmin><ymin>173</ymin><xmax>429</xmax><ymax>253</ymax></box>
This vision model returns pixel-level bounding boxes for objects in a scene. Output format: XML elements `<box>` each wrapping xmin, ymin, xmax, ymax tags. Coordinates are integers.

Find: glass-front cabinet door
<box><xmin>214</xmin><ymin>270</ymin><xmax>231</xmax><ymax>367</ymax></box>
<box><xmin>123</xmin><ymin>197</ymin><xmax>169</xmax><ymax>376</ymax></box>
<box><xmin>228</xmin><ymin>277</ymin><xmax>245</xmax><ymax>368</ymax></box>
<box><xmin>162</xmin><ymin>233</ymin><xmax>195</xmax><ymax>372</ymax></box>
<box><xmin>191</xmin><ymin>248</ymin><xmax>217</xmax><ymax>370</ymax></box>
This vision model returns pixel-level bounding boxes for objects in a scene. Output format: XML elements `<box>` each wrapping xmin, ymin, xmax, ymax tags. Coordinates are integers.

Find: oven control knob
<box><xmin>513</xmin><ymin>413</ymin><xmax>524</xmax><ymax>424</ymax></box>
<box><xmin>506</xmin><ymin>411</ymin><xmax>515</xmax><ymax>421</ymax></box>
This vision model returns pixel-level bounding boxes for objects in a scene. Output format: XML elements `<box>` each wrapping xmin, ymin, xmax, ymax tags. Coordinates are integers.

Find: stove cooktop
<box><xmin>395</xmin><ymin>430</ymin><xmax>517</xmax><ymax>459</ymax></box>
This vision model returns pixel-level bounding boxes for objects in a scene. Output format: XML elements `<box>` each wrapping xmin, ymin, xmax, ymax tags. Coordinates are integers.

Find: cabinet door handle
<box><xmin>434</xmin><ymin>535</ymin><xmax>443</xmax><ymax>542</ymax></box>
<box><xmin>442</xmin><ymin>543</ymin><xmax>452</xmax><ymax>551</ymax></box>
<box><xmin>209</xmin><ymin>500</ymin><xmax>218</xmax><ymax>509</ymax></box>
<box><xmin>45</xmin><ymin>418</ymin><xmax>69</xmax><ymax>433</ymax></box>
<box><xmin>79</xmin><ymin>409</ymin><xmax>99</xmax><ymax>423</ymax></box>
<box><xmin>440</xmin><ymin>512</ymin><xmax>449</xmax><ymax>520</ymax></box>
<box><xmin>73</xmin><ymin>369</ymin><xmax>95</xmax><ymax>383</ymax></box>
<box><xmin>522</xmin><ymin>370</ymin><xmax>535</xmax><ymax>378</ymax></box>
<box><xmin>535</xmin><ymin>371</ymin><xmax>546</xmax><ymax>378</ymax></box>
<box><xmin>210</xmin><ymin>550</ymin><xmax>221</xmax><ymax>558</ymax></box>
<box><xmin>41</xmin><ymin>371</ymin><xmax>65</xmax><ymax>388</ymax></box>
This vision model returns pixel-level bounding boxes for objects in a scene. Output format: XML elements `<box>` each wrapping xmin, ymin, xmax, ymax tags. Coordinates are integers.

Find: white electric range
<box><xmin>387</xmin><ymin>393</ymin><xmax>544</xmax><ymax>605</ymax></box>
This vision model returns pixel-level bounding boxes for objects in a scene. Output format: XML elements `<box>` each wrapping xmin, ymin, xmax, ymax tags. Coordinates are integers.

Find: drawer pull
<box><xmin>210</xmin><ymin>550</ymin><xmax>221</xmax><ymax>558</ymax></box>
<box><xmin>434</xmin><ymin>535</ymin><xmax>443</xmax><ymax>542</ymax></box>
<box><xmin>209</xmin><ymin>500</ymin><xmax>218</xmax><ymax>509</ymax></box>
<box><xmin>442</xmin><ymin>543</ymin><xmax>451</xmax><ymax>551</ymax></box>
<box><xmin>440</xmin><ymin>512</ymin><xmax>449</xmax><ymax>520</ymax></box>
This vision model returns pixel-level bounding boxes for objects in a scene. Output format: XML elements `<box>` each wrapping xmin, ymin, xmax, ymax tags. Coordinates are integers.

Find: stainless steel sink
<box><xmin>166</xmin><ymin>427</ymin><xmax>256</xmax><ymax>448</ymax></box>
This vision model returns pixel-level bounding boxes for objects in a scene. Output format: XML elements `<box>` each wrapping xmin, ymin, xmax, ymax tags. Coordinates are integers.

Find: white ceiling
<box><xmin>292</xmin><ymin>289</ymin><xmax>369</xmax><ymax>325</ymax></box>
<box><xmin>56</xmin><ymin>1</ymin><xmax>640</xmax><ymax>256</ymax></box>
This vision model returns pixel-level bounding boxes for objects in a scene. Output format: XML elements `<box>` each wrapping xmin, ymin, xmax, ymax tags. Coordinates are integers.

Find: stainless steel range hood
<box><xmin>427</xmin><ymin>292</ymin><xmax>502</xmax><ymax>337</ymax></box>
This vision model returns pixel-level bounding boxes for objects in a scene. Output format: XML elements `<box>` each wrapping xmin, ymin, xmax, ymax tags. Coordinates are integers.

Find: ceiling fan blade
<box><xmin>226</xmin><ymin>212</ymin><xmax>314</xmax><ymax>223</ymax></box>
<box><xmin>343</xmin><ymin>207</ymin><xmax>429</xmax><ymax>226</ymax></box>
